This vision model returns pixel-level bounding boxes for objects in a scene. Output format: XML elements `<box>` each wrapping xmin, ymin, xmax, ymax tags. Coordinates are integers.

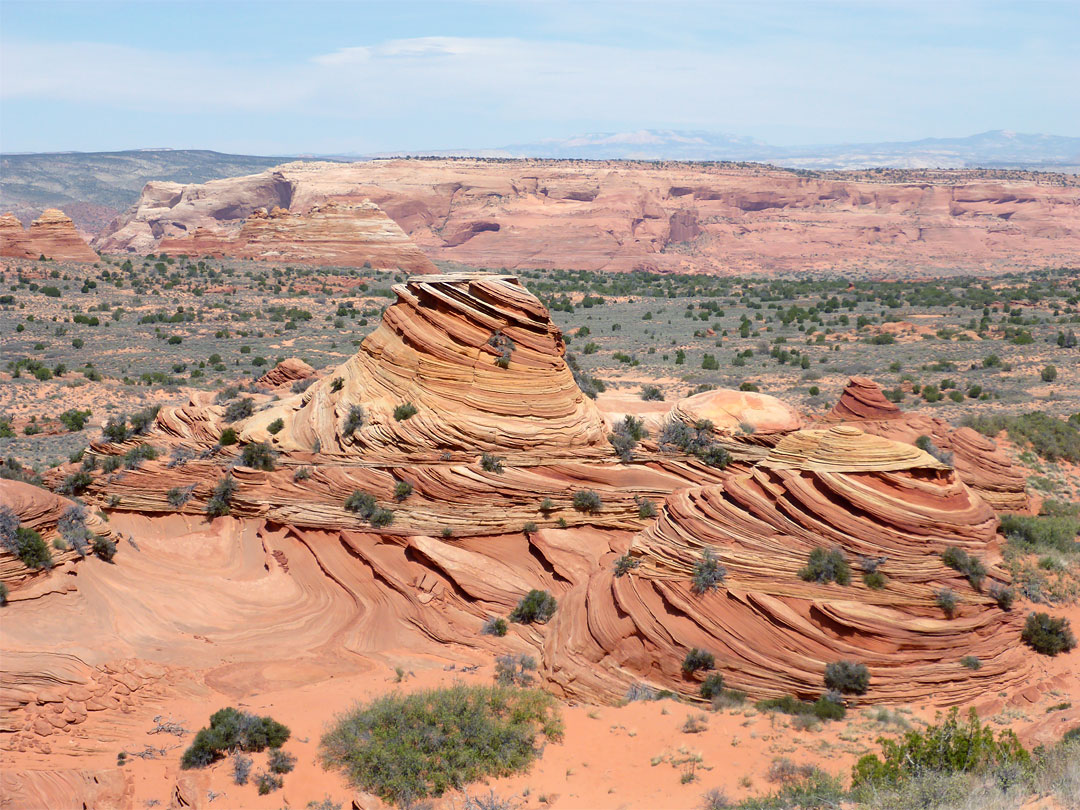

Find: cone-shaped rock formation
<box><xmin>0</xmin><ymin>209</ymin><xmax>98</xmax><ymax>262</ymax></box>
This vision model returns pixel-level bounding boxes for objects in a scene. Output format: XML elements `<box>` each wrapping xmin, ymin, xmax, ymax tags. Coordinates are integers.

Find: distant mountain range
<box><xmin>2</xmin><ymin>132</ymin><xmax>1077</xmax><ymax>235</ymax></box>
<box><xmin>368</xmin><ymin>129</ymin><xmax>1080</xmax><ymax>171</ymax></box>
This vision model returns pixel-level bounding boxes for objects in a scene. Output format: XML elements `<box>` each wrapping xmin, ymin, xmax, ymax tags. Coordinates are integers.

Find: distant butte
<box><xmin>96</xmin><ymin>159</ymin><xmax>1080</xmax><ymax>276</ymax></box>
<box><xmin>0</xmin><ymin>209</ymin><xmax>99</xmax><ymax>263</ymax></box>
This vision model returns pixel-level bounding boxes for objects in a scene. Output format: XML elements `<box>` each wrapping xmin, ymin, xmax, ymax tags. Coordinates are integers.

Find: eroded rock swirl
<box><xmin>12</xmin><ymin>275</ymin><xmax>1038</xmax><ymax>728</ymax></box>
<box><xmin>821</xmin><ymin>377</ymin><xmax>1028</xmax><ymax>510</ymax></box>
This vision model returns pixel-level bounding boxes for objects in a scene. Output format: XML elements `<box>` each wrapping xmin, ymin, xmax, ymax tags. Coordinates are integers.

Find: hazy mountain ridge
<box><xmin>373</xmin><ymin>129</ymin><xmax>1080</xmax><ymax>170</ymax></box>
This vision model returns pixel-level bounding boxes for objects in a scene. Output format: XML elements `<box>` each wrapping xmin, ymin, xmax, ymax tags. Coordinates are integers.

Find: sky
<box><xmin>2</xmin><ymin>0</ymin><xmax>1078</xmax><ymax>155</ymax></box>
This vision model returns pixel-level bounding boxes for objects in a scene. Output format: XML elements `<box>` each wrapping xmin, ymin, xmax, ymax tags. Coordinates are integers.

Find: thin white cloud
<box><xmin>3</xmin><ymin>33</ymin><xmax>1077</xmax><ymax>146</ymax></box>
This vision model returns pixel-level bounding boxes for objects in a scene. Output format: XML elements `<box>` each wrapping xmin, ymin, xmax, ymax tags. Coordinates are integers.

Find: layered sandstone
<box><xmin>96</xmin><ymin>159</ymin><xmax>1080</xmax><ymax>275</ymax></box>
<box><xmin>822</xmin><ymin>377</ymin><xmax>1028</xmax><ymax>510</ymax></box>
<box><xmin>254</xmin><ymin>357</ymin><xmax>316</xmax><ymax>390</ymax></box>
<box><xmin>587</xmin><ymin>426</ymin><xmax>1029</xmax><ymax>703</ymax></box>
<box><xmin>0</xmin><ymin>209</ymin><xmax>98</xmax><ymax>262</ymax></box>
<box><xmin>155</xmin><ymin>200</ymin><xmax>438</xmax><ymax>272</ymax></box>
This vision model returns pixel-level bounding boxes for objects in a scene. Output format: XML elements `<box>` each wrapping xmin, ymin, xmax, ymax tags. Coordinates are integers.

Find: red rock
<box><xmin>97</xmin><ymin>160</ymin><xmax>1080</xmax><ymax>275</ymax></box>
<box><xmin>0</xmin><ymin>209</ymin><xmax>98</xmax><ymax>262</ymax></box>
<box><xmin>156</xmin><ymin>200</ymin><xmax>437</xmax><ymax>272</ymax></box>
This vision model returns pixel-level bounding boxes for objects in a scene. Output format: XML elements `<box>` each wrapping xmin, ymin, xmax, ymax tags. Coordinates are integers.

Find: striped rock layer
<box><xmin>822</xmin><ymin>377</ymin><xmax>1028</xmax><ymax>510</ymax></box>
<box><xmin>0</xmin><ymin>209</ymin><xmax>98</xmax><ymax>262</ymax></box>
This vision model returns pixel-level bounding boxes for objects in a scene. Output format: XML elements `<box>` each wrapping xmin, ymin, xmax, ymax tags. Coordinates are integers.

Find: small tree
<box><xmin>682</xmin><ymin>648</ymin><xmax>715</xmax><ymax>675</ymax></box>
<box><xmin>1041</xmin><ymin>365</ymin><xmax>1057</xmax><ymax>383</ymax></box>
<box><xmin>824</xmin><ymin>660</ymin><xmax>869</xmax><ymax>695</ymax></box>
<box><xmin>1021</xmin><ymin>612</ymin><xmax>1076</xmax><ymax>655</ymax></box>
<box><xmin>509</xmin><ymin>589</ymin><xmax>557</xmax><ymax>624</ymax></box>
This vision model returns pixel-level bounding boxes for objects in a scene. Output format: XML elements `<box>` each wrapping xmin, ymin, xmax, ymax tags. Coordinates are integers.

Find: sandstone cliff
<box><xmin>0</xmin><ymin>209</ymin><xmax>98</xmax><ymax>262</ymax></box>
<box><xmin>155</xmin><ymin>200</ymin><xmax>438</xmax><ymax>273</ymax></box>
<box><xmin>96</xmin><ymin>159</ymin><xmax>1080</xmax><ymax>275</ymax></box>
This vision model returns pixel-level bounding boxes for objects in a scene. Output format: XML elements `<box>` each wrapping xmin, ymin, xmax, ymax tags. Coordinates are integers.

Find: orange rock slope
<box><xmin>0</xmin><ymin>209</ymin><xmax>98</xmax><ymax>262</ymax></box>
<box><xmin>21</xmin><ymin>274</ymin><xmax>1038</xmax><ymax>708</ymax></box>
<box><xmin>155</xmin><ymin>200</ymin><xmax>438</xmax><ymax>272</ymax></box>
<box><xmin>95</xmin><ymin>159</ymin><xmax>1080</xmax><ymax>275</ymax></box>
<box><xmin>821</xmin><ymin>377</ymin><xmax>1028</xmax><ymax>511</ymax></box>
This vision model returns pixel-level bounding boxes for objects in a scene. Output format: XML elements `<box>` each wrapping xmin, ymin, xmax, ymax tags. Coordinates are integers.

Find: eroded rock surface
<box><xmin>0</xmin><ymin>209</ymin><xmax>98</xmax><ymax>262</ymax></box>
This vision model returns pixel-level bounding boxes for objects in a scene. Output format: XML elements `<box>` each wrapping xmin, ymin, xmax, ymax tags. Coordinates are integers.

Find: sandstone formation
<box><xmin>666</xmin><ymin>387</ymin><xmax>804</xmax><ymax>457</ymax></box>
<box><xmin>254</xmin><ymin>357</ymin><xmax>316</xmax><ymax>390</ymax></box>
<box><xmin>822</xmin><ymin>377</ymin><xmax>1028</xmax><ymax>510</ymax></box>
<box><xmin>587</xmin><ymin>426</ymin><xmax>1029</xmax><ymax>704</ymax></box>
<box><xmin>0</xmin><ymin>479</ymin><xmax>115</xmax><ymax>593</ymax></box>
<box><xmin>0</xmin><ymin>208</ymin><xmax>98</xmax><ymax>262</ymax></box>
<box><xmin>96</xmin><ymin>159</ymin><xmax>1080</xmax><ymax>275</ymax></box>
<box><xmin>155</xmin><ymin>200</ymin><xmax>438</xmax><ymax>272</ymax></box>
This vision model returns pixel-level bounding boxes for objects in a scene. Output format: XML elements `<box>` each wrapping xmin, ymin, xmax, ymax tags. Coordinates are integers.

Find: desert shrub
<box><xmin>641</xmin><ymin>385</ymin><xmax>665</xmax><ymax>401</ymax></box>
<box><xmin>267</xmin><ymin>418</ymin><xmax>284</xmax><ymax>435</ymax></box>
<box><xmin>231</xmin><ymin>752</ymin><xmax>252</xmax><ymax>785</ymax></box>
<box><xmin>58</xmin><ymin>470</ymin><xmax>93</xmax><ymax>495</ymax></box>
<box><xmin>344</xmin><ymin>490</ymin><xmax>377</xmax><ymax>516</ymax></box>
<box><xmin>369</xmin><ymin>508</ymin><xmax>394</xmax><ymax>528</ymax></box>
<box><xmin>58</xmin><ymin>505</ymin><xmax>91</xmax><ymax>556</ymax></box>
<box><xmin>613</xmin><ymin>553</ymin><xmax>640</xmax><ymax>577</ymax></box>
<box><xmin>293</xmin><ymin>466</ymin><xmax>311</xmax><ymax>481</ymax></box>
<box><xmin>0</xmin><ymin>582</ymin><xmax>7</xmax><ymax>606</ymax></box>
<box><xmin>510</xmin><ymin>589</ymin><xmax>557</xmax><ymax>624</ymax></box>
<box><xmin>851</xmin><ymin>707</ymin><xmax>1029</xmax><ymax>790</ymax></box>
<box><xmin>699</xmin><ymin>673</ymin><xmax>726</xmax><ymax>700</ymax></box>
<box><xmin>255</xmin><ymin>771</ymin><xmax>283</xmax><ymax>794</ymax></box>
<box><xmin>102</xmin><ymin>417</ymin><xmax>130</xmax><ymax>443</ymax></box>
<box><xmin>914</xmin><ymin>434</ymin><xmax>954</xmax><ymax>466</ymax></box>
<box><xmin>1021</xmin><ymin>612</ymin><xmax>1076</xmax><ymax>655</ymax></box>
<box><xmin>123</xmin><ymin>444</ymin><xmax>158</xmax><ymax>469</ymax></box>
<box><xmin>935</xmin><ymin>587</ymin><xmax>957</xmax><ymax>618</ymax></box>
<box><xmin>960</xmin><ymin>655</ymin><xmax>982</xmax><ymax>670</ymax></box>
<box><xmin>756</xmin><ymin>694</ymin><xmax>846</xmax><ymax>722</ymax></box>
<box><xmin>239</xmin><ymin>441</ymin><xmax>276</xmax><ymax>471</ymax></box>
<box><xmin>862</xmin><ymin>571</ymin><xmax>887</xmax><ymax>590</ymax></box>
<box><xmin>522</xmin><ymin>521</ymin><xmax>537</xmax><ymax>536</ymax></box>
<box><xmin>223</xmin><ymin>398</ymin><xmax>254</xmax><ymax>423</ymax></box>
<box><xmin>291</xmin><ymin>377</ymin><xmax>315</xmax><ymax>394</ymax></box>
<box><xmin>572</xmin><ymin>490</ymin><xmax>602</xmax><ymax>513</ymax></box>
<box><xmin>393</xmin><ymin>480</ymin><xmax>413</xmax><ymax>501</ymax></box>
<box><xmin>609</xmin><ymin>415</ymin><xmax>648</xmax><ymax>462</ymax></box>
<box><xmin>206</xmin><ymin>474</ymin><xmax>236</xmax><ymax>517</ymax></box>
<box><xmin>128</xmin><ymin>406</ymin><xmax>160</xmax><ymax>436</ymax></box>
<box><xmin>101</xmin><ymin>455</ymin><xmax>121</xmax><ymax>473</ymax></box>
<box><xmin>330</xmin><ymin>377</ymin><xmax>345</xmax><ymax>392</ymax></box>
<box><xmin>824</xmin><ymin>660</ymin><xmax>869</xmax><ymax>695</ymax></box>
<box><xmin>180</xmin><ymin>707</ymin><xmax>290</xmax><ymax>769</ymax></box>
<box><xmin>799</xmin><ymin>547</ymin><xmax>851</xmax><ymax>585</ymax></box>
<box><xmin>999</xmin><ymin>513</ymin><xmax>1080</xmax><ymax>555</ymax></box>
<box><xmin>682</xmin><ymin>648</ymin><xmax>715</xmax><ymax>675</ymax></box>
<box><xmin>480</xmin><ymin>453</ymin><xmax>504</xmax><ymax>473</ymax></box>
<box><xmin>659</xmin><ymin>419</ymin><xmax>730</xmax><ymax>468</ymax></box>
<box><xmin>691</xmin><ymin>547</ymin><xmax>726</xmax><ymax>595</ymax></box>
<box><xmin>167</xmin><ymin>486</ymin><xmax>194</xmax><ymax>508</ymax></box>
<box><xmin>218</xmin><ymin>427</ymin><xmax>238</xmax><ymax>446</ymax></box>
<box><xmin>963</xmin><ymin>411</ymin><xmax>1080</xmax><ymax>463</ymax></box>
<box><xmin>92</xmin><ymin>535</ymin><xmax>117</xmax><ymax>562</ymax></box>
<box><xmin>59</xmin><ymin>408</ymin><xmax>92</xmax><ymax>432</ymax></box>
<box><xmin>319</xmin><ymin>684</ymin><xmax>561</xmax><ymax>804</ymax></box>
<box><xmin>7</xmin><ymin>526</ymin><xmax>52</xmax><ymax>569</ymax></box>
<box><xmin>637</xmin><ymin>498</ymin><xmax>657</xmax><ymax>519</ymax></box>
<box><xmin>494</xmin><ymin>653</ymin><xmax>537</xmax><ymax>687</ymax></box>
<box><xmin>538</xmin><ymin>497</ymin><xmax>554</xmax><ymax>513</ymax></box>
<box><xmin>268</xmin><ymin>748</ymin><xmax>296</xmax><ymax>774</ymax></box>
<box><xmin>1041</xmin><ymin>365</ymin><xmax>1057</xmax><ymax>382</ymax></box>
<box><xmin>393</xmin><ymin>402</ymin><xmax>418</xmax><ymax>421</ymax></box>
<box><xmin>342</xmin><ymin>405</ymin><xmax>365</xmax><ymax>435</ymax></box>
<box><xmin>989</xmin><ymin>583</ymin><xmax>1015</xmax><ymax>610</ymax></box>
<box><xmin>940</xmin><ymin>546</ymin><xmax>987</xmax><ymax>590</ymax></box>
<box><xmin>482</xmin><ymin>616</ymin><xmax>508</xmax><ymax>637</ymax></box>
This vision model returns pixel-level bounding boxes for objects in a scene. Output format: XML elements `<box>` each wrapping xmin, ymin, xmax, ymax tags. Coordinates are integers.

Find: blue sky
<box><xmin>2</xmin><ymin>0</ymin><xmax>1077</xmax><ymax>154</ymax></box>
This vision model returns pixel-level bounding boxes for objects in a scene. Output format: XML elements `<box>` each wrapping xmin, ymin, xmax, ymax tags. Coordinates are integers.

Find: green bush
<box><xmin>206</xmin><ymin>475</ymin><xmax>236</xmax><ymax>517</ymax></box>
<box><xmin>480</xmin><ymin>453</ymin><xmax>504</xmax><ymax>473</ymax></box>
<box><xmin>92</xmin><ymin>535</ymin><xmax>117</xmax><ymax>562</ymax></box>
<box><xmin>1021</xmin><ymin>612</ymin><xmax>1076</xmax><ymax>655</ymax></box>
<box><xmin>482</xmin><ymin>617</ymin><xmax>508</xmax><ymax>637</ymax></box>
<box><xmin>799</xmin><ymin>547</ymin><xmax>850</xmax><ymax>585</ymax></box>
<box><xmin>572</xmin><ymin>490</ymin><xmax>602</xmax><ymax>513</ymax></box>
<box><xmin>935</xmin><ymin>587</ymin><xmax>957</xmax><ymax>618</ymax></box>
<box><xmin>369</xmin><ymin>508</ymin><xmax>394</xmax><ymax>528</ymax></box>
<box><xmin>10</xmin><ymin>527</ymin><xmax>53</xmax><ymax>569</ymax></box>
<box><xmin>989</xmin><ymin>583</ymin><xmax>1015</xmax><ymax>610</ymax></box>
<box><xmin>319</xmin><ymin>684</ymin><xmax>561</xmax><ymax>804</ymax></box>
<box><xmin>699</xmin><ymin>673</ymin><xmax>726</xmax><ymax>700</ymax></box>
<box><xmin>963</xmin><ymin>412</ymin><xmax>1080</xmax><ymax>463</ymax></box>
<box><xmin>393</xmin><ymin>402</ymin><xmax>418</xmax><ymax>421</ymax></box>
<box><xmin>218</xmin><ymin>427</ymin><xmax>238</xmax><ymax>446</ymax></box>
<box><xmin>613</xmin><ymin>553</ymin><xmax>640</xmax><ymax>577</ymax></box>
<box><xmin>59</xmin><ymin>408</ymin><xmax>92</xmax><ymax>432</ymax></box>
<box><xmin>940</xmin><ymin>546</ymin><xmax>987</xmax><ymax>590</ymax></box>
<box><xmin>510</xmin><ymin>589</ymin><xmax>557</xmax><ymax>624</ymax></box>
<box><xmin>267</xmin><ymin>748</ymin><xmax>296</xmax><ymax>774</ymax></box>
<box><xmin>999</xmin><ymin>513</ymin><xmax>1080</xmax><ymax>555</ymax></box>
<box><xmin>267</xmin><ymin>418</ymin><xmax>285</xmax><ymax>435</ymax></box>
<box><xmin>394</xmin><ymin>481</ymin><xmax>413</xmax><ymax>501</ymax></box>
<box><xmin>240</xmin><ymin>442</ymin><xmax>277</xmax><ymax>471</ymax></box>
<box><xmin>180</xmin><ymin>707</ymin><xmax>290</xmax><ymax>769</ymax></box>
<box><xmin>344</xmin><ymin>490</ymin><xmax>377</xmax><ymax>516</ymax></box>
<box><xmin>691</xmin><ymin>547</ymin><xmax>726</xmax><ymax>595</ymax></box>
<box><xmin>343</xmin><ymin>405</ymin><xmax>365</xmax><ymax>435</ymax></box>
<box><xmin>641</xmin><ymin>385</ymin><xmax>664</xmax><ymax>401</ymax></box>
<box><xmin>824</xmin><ymin>660</ymin><xmax>869</xmax><ymax>695</ymax></box>
<box><xmin>682</xmin><ymin>648</ymin><xmax>715</xmax><ymax>675</ymax></box>
<box><xmin>223</xmin><ymin>398</ymin><xmax>254</xmax><ymax>422</ymax></box>
<box><xmin>960</xmin><ymin>655</ymin><xmax>982</xmax><ymax>670</ymax></box>
<box><xmin>852</xmin><ymin>707</ymin><xmax>1029</xmax><ymax>789</ymax></box>
<box><xmin>756</xmin><ymin>694</ymin><xmax>846</xmax><ymax>722</ymax></box>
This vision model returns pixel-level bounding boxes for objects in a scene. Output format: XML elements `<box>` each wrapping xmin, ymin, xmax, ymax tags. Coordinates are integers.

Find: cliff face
<box><xmin>96</xmin><ymin>159</ymin><xmax>1080</xmax><ymax>275</ymax></box>
<box><xmin>0</xmin><ymin>209</ymin><xmax>98</xmax><ymax>262</ymax></box>
<box><xmin>155</xmin><ymin>200</ymin><xmax>438</xmax><ymax>273</ymax></box>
